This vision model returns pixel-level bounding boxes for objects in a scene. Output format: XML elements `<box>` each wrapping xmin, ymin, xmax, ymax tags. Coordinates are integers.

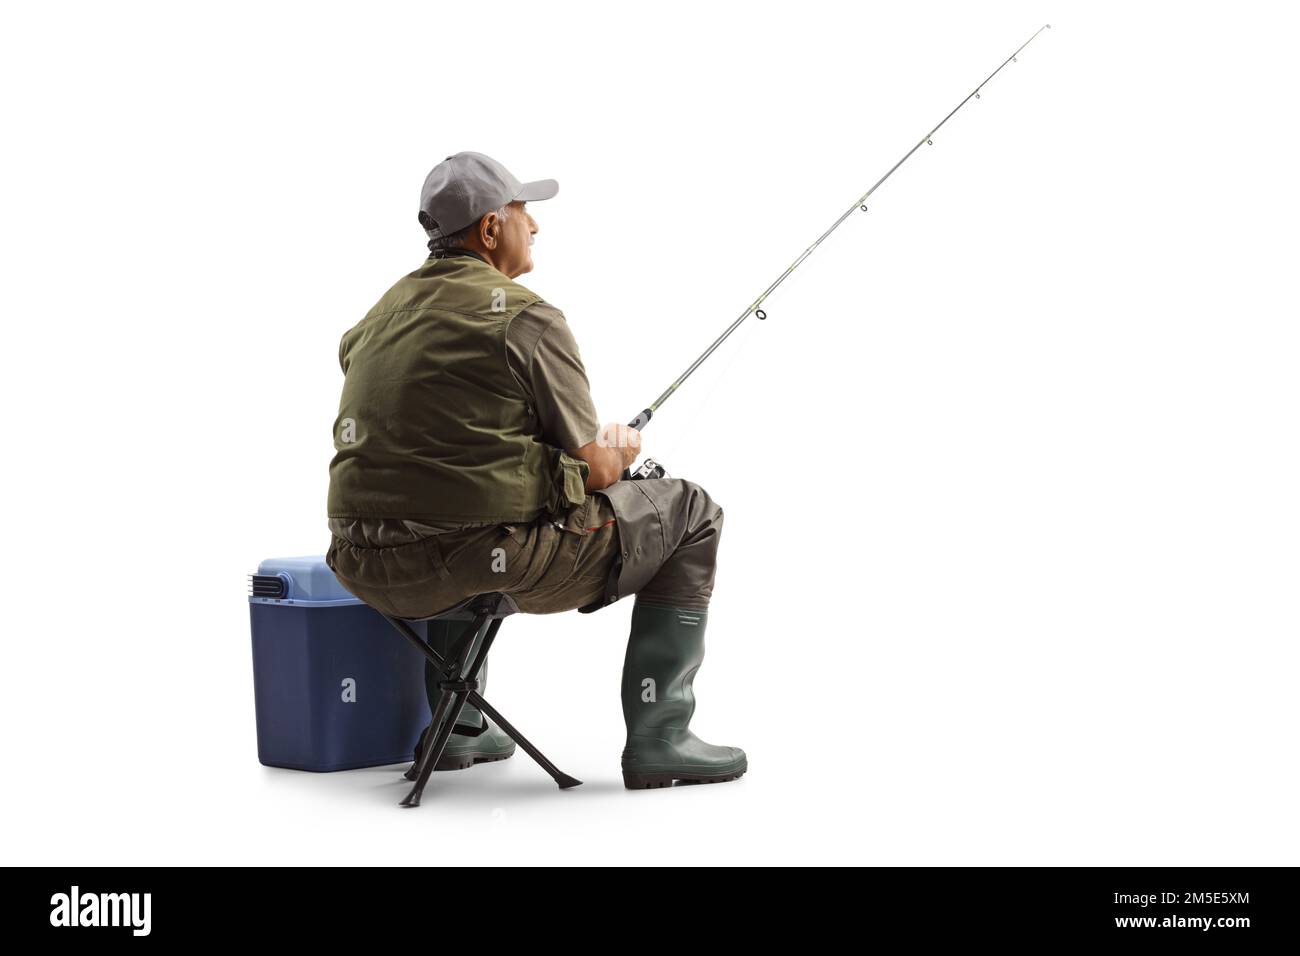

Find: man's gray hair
<box><xmin>427</xmin><ymin>203</ymin><xmax>511</xmax><ymax>254</ymax></box>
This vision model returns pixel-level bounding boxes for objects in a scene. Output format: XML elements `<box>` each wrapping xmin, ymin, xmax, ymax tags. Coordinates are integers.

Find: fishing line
<box><xmin>624</xmin><ymin>24</ymin><xmax>1052</xmax><ymax>475</ymax></box>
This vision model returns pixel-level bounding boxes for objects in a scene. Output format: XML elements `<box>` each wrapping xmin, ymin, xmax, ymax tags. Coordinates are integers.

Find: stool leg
<box><xmin>401</xmin><ymin>663</ymin><xmax>473</xmax><ymax>782</ymax></box>
<box><xmin>400</xmin><ymin>618</ymin><xmax>500</xmax><ymax>808</ymax></box>
<box><xmin>468</xmin><ymin>692</ymin><xmax>582</xmax><ymax>790</ymax></box>
<box><xmin>384</xmin><ymin>613</ymin><xmax>478</xmax><ymax>782</ymax></box>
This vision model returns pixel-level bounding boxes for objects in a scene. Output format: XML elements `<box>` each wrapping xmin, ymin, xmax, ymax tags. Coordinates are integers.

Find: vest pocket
<box><xmin>546</xmin><ymin>450</ymin><xmax>590</xmax><ymax>515</ymax></box>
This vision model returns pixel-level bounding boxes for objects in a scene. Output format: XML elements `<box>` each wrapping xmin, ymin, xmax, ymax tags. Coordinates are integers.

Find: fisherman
<box><xmin>325</xmin><ymin>152</ymin><xmax>745</xmax><ymax>789</ymax></box>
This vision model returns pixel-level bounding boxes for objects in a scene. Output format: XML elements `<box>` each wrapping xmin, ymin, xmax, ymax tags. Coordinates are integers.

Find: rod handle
<box><xmin>616</xmin><ymin>409</ymin><xmax>654</xmax><ymax>481</ymax></box>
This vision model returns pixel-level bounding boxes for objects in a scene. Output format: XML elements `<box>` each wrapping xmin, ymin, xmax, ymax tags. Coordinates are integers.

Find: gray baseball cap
<box><xmin>418</xmin><ymin>151</ymin><xmax>558</xmax><ymax>239</ymax></box>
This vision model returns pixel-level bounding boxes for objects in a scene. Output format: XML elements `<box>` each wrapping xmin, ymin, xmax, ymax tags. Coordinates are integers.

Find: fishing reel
<box><xmin>629</xmin><ymin>457</ymin><xmax>667</xmax><ymax>480</ymax></box>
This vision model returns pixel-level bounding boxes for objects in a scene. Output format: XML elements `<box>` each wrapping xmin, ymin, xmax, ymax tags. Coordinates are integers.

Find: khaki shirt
<box><xmin>328</xmin><ymin>261</ymin><xmax>600</xmax><ymax>549</ymax></box>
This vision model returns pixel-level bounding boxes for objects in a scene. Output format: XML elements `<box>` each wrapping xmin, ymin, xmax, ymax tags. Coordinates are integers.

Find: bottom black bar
<box><xmin>16</xmin><ymin>867</ymin><xmax>1298</xmax><ymax>942</ymax></box>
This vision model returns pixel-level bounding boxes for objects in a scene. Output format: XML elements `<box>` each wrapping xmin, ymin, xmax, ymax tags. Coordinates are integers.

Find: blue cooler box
<box><xmin>248</xmin><ymin>555</ymin><xmax>432</xmax><ymax>772</ymax></box>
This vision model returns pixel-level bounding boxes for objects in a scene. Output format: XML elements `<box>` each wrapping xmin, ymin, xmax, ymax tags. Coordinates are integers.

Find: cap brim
<box><xmin>515</xmin><ymin>178</ymin><xmax>559</xmax><ymax>202</ymax></box>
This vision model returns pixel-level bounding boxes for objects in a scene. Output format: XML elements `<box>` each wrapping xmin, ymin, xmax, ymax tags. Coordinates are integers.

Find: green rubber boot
<box><xmin>414</xmin><ymin>620</ymin><xmax>516</xmax><ymax>772</ymax></box>
<box><xmin>620</xmin><ymin>601</ymin><xmax>747</xmax><ymax>789</ymax></box>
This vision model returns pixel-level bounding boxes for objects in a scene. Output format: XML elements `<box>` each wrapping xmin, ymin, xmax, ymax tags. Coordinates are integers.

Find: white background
<box><xmin>1</xmin><ymin>0</ymin><xmax>1296</xmax><ymax>866</ymax></box>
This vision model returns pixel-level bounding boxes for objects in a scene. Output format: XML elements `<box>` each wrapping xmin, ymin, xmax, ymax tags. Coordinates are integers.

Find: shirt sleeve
<box><xmin>506</xmin><ymin>302</ymin><xmax>601</xmax><ymax>451</ymax></box>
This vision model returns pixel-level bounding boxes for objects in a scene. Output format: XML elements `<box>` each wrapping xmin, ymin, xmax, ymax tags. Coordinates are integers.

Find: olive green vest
<box><xmin>327</xmin><ymin>254</ymin><xmax>588</xmax><ymax>523</ymax></box>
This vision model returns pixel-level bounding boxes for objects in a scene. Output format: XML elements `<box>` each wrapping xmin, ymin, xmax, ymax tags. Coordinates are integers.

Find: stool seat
<box><xmin>400</xmin><ymin>591</ymin><xmax>519</xmax><ymax>624</ymax></box>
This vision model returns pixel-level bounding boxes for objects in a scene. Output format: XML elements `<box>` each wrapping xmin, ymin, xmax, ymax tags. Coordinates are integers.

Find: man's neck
<box><xmin>428</xmin><ymin>246</ymin><xmax>515</xmax><ymax>278</ymax></box>
<box><xmin>429</xmin><ymin>246</ymin><xmax>487</xmax><ymax>264</ymax></box>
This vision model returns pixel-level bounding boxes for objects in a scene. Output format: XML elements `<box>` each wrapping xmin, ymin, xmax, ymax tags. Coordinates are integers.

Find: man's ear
<box><xmin>478</xmin><ymin>212</ymin><xmax>499</xmax><ymax>250</ymax></box>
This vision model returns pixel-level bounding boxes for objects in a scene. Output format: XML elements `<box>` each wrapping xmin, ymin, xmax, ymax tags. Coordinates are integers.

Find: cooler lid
<box><xmin>248</xmin><ymin>555</ymin><xmax>362</xmax><ymax>607</ymax></box>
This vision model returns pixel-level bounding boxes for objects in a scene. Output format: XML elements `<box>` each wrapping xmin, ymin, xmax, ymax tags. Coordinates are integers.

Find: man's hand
<box><xmin>570</xmin><ymin>422</ymin><xmax>642</xmax><ymax>492</ymax></box>
<box><xmin>601</xmin><ymin>423</ymin><xmax>641</xmax><ymax>471</ymax></box>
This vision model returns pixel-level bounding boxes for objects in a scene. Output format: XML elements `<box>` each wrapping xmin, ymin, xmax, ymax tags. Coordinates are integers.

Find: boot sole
<box><xmin>622</xmin><ymin>766</ymin><xmax>747</xmax><ymax>789</ymax></box>
<box><xmin>434</xmin><ymin>749</ymin><xmax>515</xmax><ymax>772</ymax></box>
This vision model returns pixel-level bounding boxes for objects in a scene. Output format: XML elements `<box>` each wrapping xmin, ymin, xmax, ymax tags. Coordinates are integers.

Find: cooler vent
<box><xmin>249</xmin><ymin>574</ymin><xmax>288</xmax><ymax>599</ymax></box>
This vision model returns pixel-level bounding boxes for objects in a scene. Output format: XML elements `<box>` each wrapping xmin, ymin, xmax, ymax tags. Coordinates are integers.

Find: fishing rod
<box><xmin>623</xmin><ymin>24</ymin><xmax>1051</xmax><ymax>479</ymax></box>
